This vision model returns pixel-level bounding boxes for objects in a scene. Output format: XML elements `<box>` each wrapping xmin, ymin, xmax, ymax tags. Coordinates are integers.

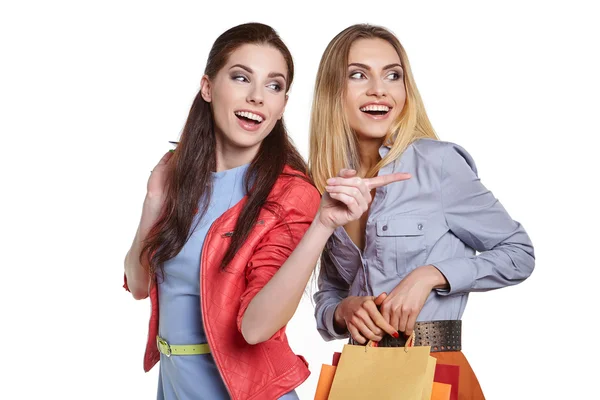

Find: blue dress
<box><xmin>157</xmin><ymin>163</ymin><xmax>299</xmax><ymax>400</ymax></box>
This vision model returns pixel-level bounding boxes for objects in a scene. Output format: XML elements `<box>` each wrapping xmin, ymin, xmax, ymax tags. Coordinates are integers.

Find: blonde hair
<box><xmin>309</xmin><ymin>24</ymin><xmax>438</xmax><ymax>193</ymax></box>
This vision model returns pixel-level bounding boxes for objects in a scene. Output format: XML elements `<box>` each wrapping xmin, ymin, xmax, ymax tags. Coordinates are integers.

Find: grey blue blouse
<box><xmin>314</xmin><ymin>139</ymin><xmax>535</xmax><ymax>341</ymax></box>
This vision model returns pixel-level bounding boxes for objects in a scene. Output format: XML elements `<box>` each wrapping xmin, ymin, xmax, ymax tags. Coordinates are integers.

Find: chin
<box><xmin>227</xmin><ymin>132</ymin><xmax>265</xmax><ymax>149</ymax></box>
<box><xmin>357</xmin><ymin>129</ymin><xmax>388</xmax><ymax>141</ymax></box>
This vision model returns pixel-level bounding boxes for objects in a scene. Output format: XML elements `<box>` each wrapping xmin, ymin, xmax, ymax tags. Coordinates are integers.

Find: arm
<box><xmin>313</xmin><ymin>249</ymin><xmax>351</xmax><ymax>341</ymax></box>
<box><xmin>123</xmin><ymin>196</ymin><xmax>161</xmax><ymax>299</ymax></box>
<box><xmin>315</xmin><ymin>254</ymin><xmax>399</xmax><ymax>343</ymax></box>
<box><xmin>123</xmin><ymin>150</ymin><xmax>172</xmax><ymax>299</ymax></box>
<box><xmin>240</xmin><ymin>170</ymin><xmax>411</xmax><ymax>344</ymax></box>
<box><xmin>239</xmin><ymin>184</ymin><xmax>326</xmax><ymax>344</ymax></box>
<box><xmin>431</xmin><ymin>144</ymin><xmax>535</xmax><ymax>295</ymax></box>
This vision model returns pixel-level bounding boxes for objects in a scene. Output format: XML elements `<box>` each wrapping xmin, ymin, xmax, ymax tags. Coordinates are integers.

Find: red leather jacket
<box><xmin>124</xmin><ymin>168</ymin><xmax>321</xmax><ymax>399</ymax></box>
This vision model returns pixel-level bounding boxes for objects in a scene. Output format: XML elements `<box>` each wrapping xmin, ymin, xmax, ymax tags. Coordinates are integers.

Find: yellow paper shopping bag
<box><xmin>328</xmin><ymin>334</ymin><xmax>437</xmax><ymax>400</ymax></box>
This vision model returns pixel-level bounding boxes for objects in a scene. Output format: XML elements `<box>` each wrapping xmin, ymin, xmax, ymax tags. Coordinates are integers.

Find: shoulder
<box><xmin>410</xmin><ymin>138</ymin><xmax>478</xmax><ymax>176</ymax></box>
<box><xmin>270</xmin><ymin>166</ymin><xmax>321</xmax><ymax>215</ymax></box>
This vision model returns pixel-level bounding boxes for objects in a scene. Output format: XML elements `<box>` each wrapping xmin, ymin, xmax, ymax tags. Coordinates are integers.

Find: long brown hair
<box><xmin>309</xmin><ymin>24</ymin><xmax>438</xmax><ymax>193</ymax></box>
<box><xmin>141</xmin><ymin>23</ymin><xmax>308</xmax><ymax>277</ymax></box>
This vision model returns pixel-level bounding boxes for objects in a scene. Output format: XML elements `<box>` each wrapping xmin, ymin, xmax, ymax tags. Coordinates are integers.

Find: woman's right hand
<box><xmin>146</xmin><ymin>150</ymin><xmax>174</xmax><ymax>208</ymax></box>
<box><xmin>124</xmin><ymin>150</ymin><xmax>174</xmax><ymax>299</ymax></box>
<box><xmin>334</xmin><ymin>293</ymin><xmax>400</xmax><ymax>343</ymax></box>
<box><xmin>316</xmin><ymin>168</ymin><xmax>410</xmax><ymax>230</ymax></box>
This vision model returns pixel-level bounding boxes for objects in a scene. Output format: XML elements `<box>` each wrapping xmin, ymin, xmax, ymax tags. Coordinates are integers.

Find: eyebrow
<box><xmin>230</xmin><ymin>64</ymin><xmax>286</xmax><ymax>80</ymax></box>
<box><xmin>348</xmin><ymin>62</ymin><xmax>403</xmax><ymax>71</ymax></box>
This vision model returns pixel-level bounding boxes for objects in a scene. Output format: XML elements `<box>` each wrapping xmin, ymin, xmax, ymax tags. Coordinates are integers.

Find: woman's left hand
<box><xmin>379</xmin><ymin>265</ymin><xmax>448</xmax><ymax>337</ymax></box>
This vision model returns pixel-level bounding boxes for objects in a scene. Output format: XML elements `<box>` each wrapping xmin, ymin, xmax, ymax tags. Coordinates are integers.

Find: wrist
<box><xmin>332</xmin><ymin>302</ymin><xmax>347</xmax><ymax>333</ymax></box>
<box><xmin>418</xmin><ymin>265</ymin><xmax>449</xmax><ymax>289</ymax></box>
<box><xmin>143</xmin><ymin>194</ymin><xmax>164</xmax><ymax>213</ymax></box>
<box><xmin>312</xmin><ymin>214</ymin><xmax>336</xmax><ymax>236</ymax></box>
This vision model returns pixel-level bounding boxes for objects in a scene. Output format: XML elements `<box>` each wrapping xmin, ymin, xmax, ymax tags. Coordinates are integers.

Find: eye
<box><xmin>387</xmin><ymin>71</ymin><xmax>403</xmax><ymax>80</ymax></box>
<box><xmin>267</xmin><ymin>82</ymin><xmax>283</xmax><ymax>92</ymax></box>
<box><xmin>349</xmin><ymin>71</ymin><xmax>366</xmax><ymax>80</ymax></box>
<box><xmin>232</xmin><ymin>74</ymin><xmax>249</xmax><ymax>83</ymax></box>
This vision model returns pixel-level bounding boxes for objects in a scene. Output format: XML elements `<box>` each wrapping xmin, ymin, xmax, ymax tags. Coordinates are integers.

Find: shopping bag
<box><xmin>314</xmin><ymin>364</ymin><xmax>337</xmax><ymax>400</ymax></box>
<box><xmin>434</xmin><ymin>363</ymin><xmax>460</xmax><ymax>400</ymax></box>
<box><xmin>315</xmin><ymin>364</ymin><xmax>337</xmax><ymax>400</ymax></box>
<box><xmin>314</xmin><ymin>352</ymin><xmax>343</xmax><ymax>400</ymax></box>
<box><xmin>431</xmin><ymin>382</ymin><xmax>452</xmax><ymax>400</ymax></box>
<box><xmin>328</xmin><ymin>333</ymin><xmax>437</xmax><ymax>400</ymax></box>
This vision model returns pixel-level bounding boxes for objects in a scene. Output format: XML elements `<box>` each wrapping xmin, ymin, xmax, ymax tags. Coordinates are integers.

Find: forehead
<box><xmin>348</xmin><ymin>38</ymin><xmax>401</xmax><ymax>67</ymax></box>
<box><xmin>224</xmin><ymin>44</ymin><xmax>288</xmax><ymax>78</ymax></box>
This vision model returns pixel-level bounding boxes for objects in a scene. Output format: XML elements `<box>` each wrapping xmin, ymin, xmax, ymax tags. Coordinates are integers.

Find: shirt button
<box><xmin>417</xmin><ymin>223</ymin><xmax>423</xmax><ymax>230</ymax></box>
<box><xmin>382</xmin><ymin>225</ymin><xmax>388</xmax><ymax>231</ymax></box>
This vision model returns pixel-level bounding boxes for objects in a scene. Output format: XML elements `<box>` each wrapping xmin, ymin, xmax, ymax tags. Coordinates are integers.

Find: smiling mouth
<box><xmin>360</xmin><ymin>104</ymin><xmax>391</xmax><ymax>116</ymax></box>
<box><xmin>234</xmin><ymin>111</ymin><xmax>264</xmax><ymax>126</ymax></box>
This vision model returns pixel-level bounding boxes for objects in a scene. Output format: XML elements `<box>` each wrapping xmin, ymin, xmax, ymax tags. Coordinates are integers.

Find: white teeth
<box><xmin>360</xmin><ymin>105</ymin><xmax>390</xmax><ymax>112</ymax></box>
<box><xmin>235</xmin><ymin>111</ymin><xmax>263</xmax><ymax>123</ymax></box>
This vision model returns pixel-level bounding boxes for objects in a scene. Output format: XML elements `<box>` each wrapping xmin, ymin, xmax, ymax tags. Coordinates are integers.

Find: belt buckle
<box><xmin>157</xmin><ymin>336</ymin><xmax>171</xmax><ymax>357</ymax></box>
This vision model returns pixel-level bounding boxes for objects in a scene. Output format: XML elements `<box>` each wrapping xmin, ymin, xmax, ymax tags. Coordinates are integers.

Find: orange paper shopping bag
<box><xmin>314</xmin><ymin>364</ymin><xmax>337</xmax><ymax>400</ymax></box>
<box><xmin>431</xmin><ymin>382</ymin><xmax>452</xmax><ymax>400</ymax></box>
<box><xmin>314</xmin><ymin>352</ymin><xmax>342</xmax><ymax>400</ymax></box>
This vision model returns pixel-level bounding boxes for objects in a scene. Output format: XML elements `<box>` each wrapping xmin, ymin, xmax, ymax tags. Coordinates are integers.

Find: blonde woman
<box><xmin>311</xmin><ymin>24</ymin><xmax>535</xmax><ymax>399</ymax></box>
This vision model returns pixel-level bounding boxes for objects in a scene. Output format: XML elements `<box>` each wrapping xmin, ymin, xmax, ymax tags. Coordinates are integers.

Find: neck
<box><xmin>215</xmin><ymin>134</ymin><xmax>259</xmax><ymax>172</ymax></box>
<box><xmin>357</xmin><ymin>137</ymin><xmax>384</xmax><ymax>176</ymax></box>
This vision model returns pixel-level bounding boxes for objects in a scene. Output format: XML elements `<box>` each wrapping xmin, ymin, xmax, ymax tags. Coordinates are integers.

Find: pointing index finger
<box><xmin>365</xmin><ymin>172</ymin><xmax>411</xmax><ymax>189</ymax></box>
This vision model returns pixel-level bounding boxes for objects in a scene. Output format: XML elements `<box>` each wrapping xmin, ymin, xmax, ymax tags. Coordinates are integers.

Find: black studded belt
<box><xmin>349</xmin><ymin>320</ymin><xmax>462</xmax><ymax>352</ymax></box>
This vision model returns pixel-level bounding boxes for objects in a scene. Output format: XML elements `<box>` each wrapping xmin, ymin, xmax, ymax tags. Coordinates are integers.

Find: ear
<box><xmin>278</xmin><ymin>94</ymin><xmax>289</xmax><ymax>120</ymax></box>
<box><xmin>200</xmin><ymin>75</ymin><xmax>212</xmax><ymax>103</ymax></box>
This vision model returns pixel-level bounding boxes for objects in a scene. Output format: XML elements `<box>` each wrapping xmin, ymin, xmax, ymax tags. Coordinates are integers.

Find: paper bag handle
<box><xmin>365</xmin><ymin>330</ymin><xmax>416</xmax><ymax>352</ymax></box>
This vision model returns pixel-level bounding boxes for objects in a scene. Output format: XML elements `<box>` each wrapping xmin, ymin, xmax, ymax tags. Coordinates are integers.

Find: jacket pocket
<box><xmin>375</xmin><ymin>216</ymin><xmax>428</xmax><ymax>278</ymax></box>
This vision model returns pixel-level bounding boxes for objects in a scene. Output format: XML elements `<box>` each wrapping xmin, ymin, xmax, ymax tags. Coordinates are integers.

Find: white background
<box><xmin>1</xmin><ymin>0</ymin><xmax>598</xmax><ymax>399</ymax></box>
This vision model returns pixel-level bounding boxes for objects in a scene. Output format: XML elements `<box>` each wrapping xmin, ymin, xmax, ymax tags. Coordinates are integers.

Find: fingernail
<box><xmin>325</xmin><ymin>186</ymin><xmax>333</xmax><ymax>191</ymax></box>
<box><xmin>372</xmin><ymin>342</ymin><xmax>378</xmax><ymax>347</ymax></box>
<box><xmin>326</xmin><ymin>178</ymin><xmax>336</xmax><ymax>184</ymax></box>
<box><xmin>392</xmin><ymin>332</ymin><xmax>400</xmax><ymax>339</ymax></box>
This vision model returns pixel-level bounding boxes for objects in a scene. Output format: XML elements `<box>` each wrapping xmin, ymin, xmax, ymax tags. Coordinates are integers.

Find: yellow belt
<box><xmin>156</xmin><ymin>335</ymin><xmax>211</xmax><ymax>357</ymax></box>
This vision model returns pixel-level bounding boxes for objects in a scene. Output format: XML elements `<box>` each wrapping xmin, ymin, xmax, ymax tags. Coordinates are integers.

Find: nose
<box><xmin>366</xmin><ymin>78</ymin><xmax>387</xmax><ymax>98</ymax></box>
<box><xmin>246</xmin><ymin>84</ymin><xmax>264</xmax><ymax>106</ymax></box>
